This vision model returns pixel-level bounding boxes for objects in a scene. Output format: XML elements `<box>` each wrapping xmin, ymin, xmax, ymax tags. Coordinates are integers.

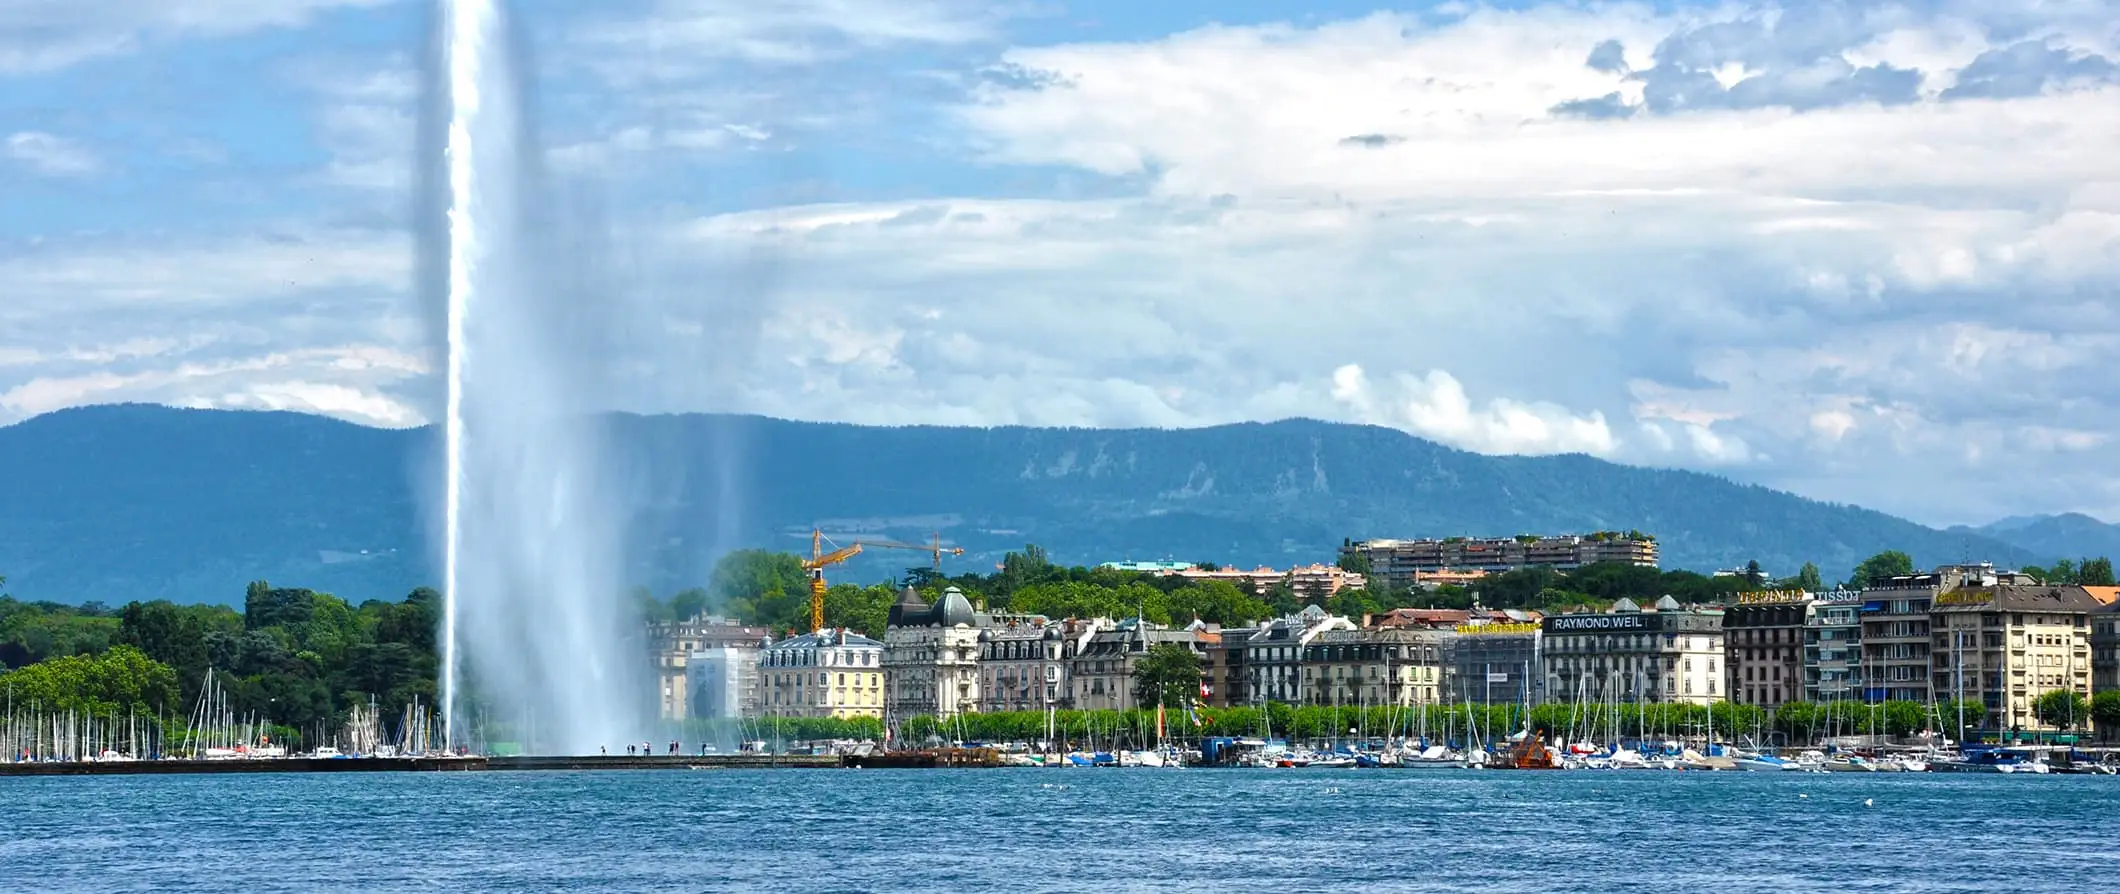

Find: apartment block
<box><xmin>1804</xmin><ymin>592</ymin><xmax>1866</xmax><ymax>702</ymax></box>
<box><xmin>1930</xmin><ymin>584</ymin><xmax>2099</xmax><ymax>732</ymax></box>
<box><xmin>1344</xmin><ymin>532</ymin><xmax>1658</xmax><ymax>589</ymax></box>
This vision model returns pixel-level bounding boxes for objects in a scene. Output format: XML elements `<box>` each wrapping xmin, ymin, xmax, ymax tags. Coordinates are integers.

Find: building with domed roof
<box><xmin>883</xmin><ymin>585</ymin><xmax>989</xmax><ymax>721</ymax></box>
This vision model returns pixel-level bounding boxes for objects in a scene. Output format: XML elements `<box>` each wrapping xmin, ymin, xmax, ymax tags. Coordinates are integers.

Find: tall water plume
<box><xmin>432</xmin><ymin>0</ymin><xmax>646</xmax><ymax>752</ymax></box>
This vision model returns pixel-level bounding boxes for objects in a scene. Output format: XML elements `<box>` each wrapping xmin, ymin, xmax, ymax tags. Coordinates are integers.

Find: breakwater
<box><xmin>0</xmin><ymin>753</ymin><xmax>865</xmax><ymax>777</ymax></box>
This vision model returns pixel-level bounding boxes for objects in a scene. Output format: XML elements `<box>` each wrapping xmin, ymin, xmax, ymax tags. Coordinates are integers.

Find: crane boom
<box><xmin>798</xmin><ymin>529</ymin><xmax>964</xmax><ymax>632</ymax></box>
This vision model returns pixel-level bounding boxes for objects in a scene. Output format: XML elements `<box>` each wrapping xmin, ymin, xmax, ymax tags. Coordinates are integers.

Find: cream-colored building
<box><xmin>759</xmin><ymin>628</ymin><xmax>885</xmax><ymax>719</ymax></box>
<box><xmin>649</xmin><ymin>616</ymin><xmax>769</xmax><ymax>720</ymax></box>
<box><xmin>1302</xmin><ymin>627</ymin><xmax>1448</xmax><ymax>707</ymax></box>
<box><xmin>883</xmin><ymin>586</ymin><xmax>985</xmax><ymax>720</ymax></box>
<box><xmin>1931</xmin><ymin>584</ymin><xmax>2099</xmax><ymax>732</ymax></box>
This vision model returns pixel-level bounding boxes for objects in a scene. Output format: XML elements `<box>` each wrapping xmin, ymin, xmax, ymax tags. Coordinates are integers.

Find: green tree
<box><xmin>1336</xmin><ymin>551</ymin><xmax>1372</xmax><ymax>576</ymax></box>
<box><xmin>1743</xmin><ymin>560</ymin><xmax>1765</xmax><ymax>587</ymax></box>
<box><xmin>1850</xmin><ymin>551</ymin><xmax>1915</xmax><ymax>589</ymax></box>
<box><xmin>2077</xmin><ymin>557</ymin><xmax>2115</xmax><ymax>587</ymax></box>
<box><xmin>1129</xmin><ymin>643</ymin><xmax>1202</xmax><ymax>709</ymax></box>
<box><xmin>668</xmin><ymin>587</ymin><xmax>711</xmax><ymax>622</ymax></box>
<box><xmin>2033</xmin><ymin>689</ymin><xmax>2090</xmax><ymax>731</ymax></box>
<box><xmin>2092</xmin><ymin>691</ymin><xmax>2120</xmax><ymax>743</ymax></box>
<box><xmin>0</xmin><ymin>645</ymin><xmax>180</xmax><ymax>716</ymax></box>
<box><xmin>1793</xmin><ymin>562</ymin><xmax>1823</xmax><ymax>592</ymax></box>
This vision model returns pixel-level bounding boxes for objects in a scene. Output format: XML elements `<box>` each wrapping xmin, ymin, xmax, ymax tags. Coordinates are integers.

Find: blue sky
<box><xmin>4</xmin><ymin>0</ymin><xmax>2120</xmax><ymax>527</ymax></box>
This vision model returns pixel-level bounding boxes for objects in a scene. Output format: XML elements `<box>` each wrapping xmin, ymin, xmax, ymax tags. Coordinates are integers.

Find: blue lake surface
<box><xmin>4</xmin><ymin>769</ymin><xmax>2109</xmax><ymax>892</ymax></box>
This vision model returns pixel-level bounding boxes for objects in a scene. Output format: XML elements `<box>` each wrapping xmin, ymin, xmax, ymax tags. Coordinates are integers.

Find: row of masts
<box><xmin>4</xmin><ymin>668</ymin><xmax>451</xmax><ymax>762</ymax></box>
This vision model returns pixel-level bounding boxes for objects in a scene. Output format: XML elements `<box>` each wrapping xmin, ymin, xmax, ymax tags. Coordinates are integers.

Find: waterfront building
<box><xmin>1241</xmin><ymin>605</ymin><xmax>1357</xmax><ymax>705</ymax></box>
<box><xmin>1069</xmin><ymin>620</ymin><xmax>1211</xmax><ymax>712</ymax></box>
<box><xmin>1202</xmin><ymin>624</ymin><xmax>1259</xmax><ymax>708</ymax></box>
<box><xmin>1302</xmin><ymin>628</ymin><xmax>1448</xmax><ymax>707</ymax></box>
<box><xmin>1343</xmin><ymin>532</ymin><xmax>1657</xmax><ymax>589</ymax></box>
<box><xmin>759</xmin><ymin>628</ymin><xmax>885</xmax><ymax>719</ymax></box>
<box><xmin>1803</xmin><ymin>591</ymin><xmax>1866</xmax><ymax>703</ymax></box>
<box><xmin>1541</xmin><ymin>597</ymin><xmax>1724</xmax><ymax>705</ymax></box>
<box><xmin>1930</xmin><ymin>584</ymin><xmax>2100</xmax><ymax>732</ymax></box>
<box><xmin>978</xmin><ymin>616</ymin><xmax>1103</xmax><ymax>712</ymax></box>
<box><xmin>1858</xmin><ymin>564</ymin><xmax>2028</xmax><ymax>703</ymax></box>
<box><xmin>882</xmin><ymin>586</ymin><xmax>986</xmax><ymax>720</ymax></box>
<box><xmin>649</xmin><ymin>616</ymin><xmax>769</xmax><ymax>720</ymax></box>
<box><xmin>1445</xmin><ymin>621</ymin><xmax>1543</xmax><ymax>705</ymax></box>
<box><xmin>1723</xmin><ymin>590</ymin><xmax>1811</xmax><ymax>709</ymax></box>
<box><xmin>2094</xmin><ymin>601</ymin><xmax>2120</xmax><ymax>695</ymax></box>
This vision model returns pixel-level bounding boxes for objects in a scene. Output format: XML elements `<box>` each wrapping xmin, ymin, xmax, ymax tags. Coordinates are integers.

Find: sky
<box><xmin>2</xmin><ymin>0</ymin><xmax>2117</xmax><ymax>528</ymax></box>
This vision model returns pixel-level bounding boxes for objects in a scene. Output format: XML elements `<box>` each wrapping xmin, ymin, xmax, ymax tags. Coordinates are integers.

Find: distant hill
<box><xmin>0</xmin><ymin>404</ymin><xmax>2039</xmax><ymax>605</ymax></box>
<box><xmin>1949</xmin><ymin>513</ymin><xmax>2120</xmax><ymax>565</ymax></box>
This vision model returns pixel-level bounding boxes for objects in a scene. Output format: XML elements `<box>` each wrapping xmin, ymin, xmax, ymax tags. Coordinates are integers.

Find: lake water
<box><xmin>4</xmin><ymin>769</ymin><xmax>2107</xmax><ymax>892</ymax></box>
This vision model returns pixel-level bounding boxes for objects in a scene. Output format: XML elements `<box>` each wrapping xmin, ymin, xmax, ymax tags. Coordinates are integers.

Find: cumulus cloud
<box><xmin>11</xmin><ymin>0</ymin><xmax>2120</xmax><ymax>529</ymax></box>
<box><xmin>1332</xmin><ymin>364</ymin><xmax>1618</xmax><ymax>457</ymax></box>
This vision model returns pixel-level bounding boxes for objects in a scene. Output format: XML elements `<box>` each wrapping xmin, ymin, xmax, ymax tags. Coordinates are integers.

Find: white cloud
<box><xmin>13</xmin><ymin>1</ymin><xmax>2120</xmax><ymax>529</ymax></box>
<box><xmin>1331</xmin><ymin>364</ymin><xmax>1618</xmax><ymax>457</ymax></box>
<box><xmin>0</xmin><ymin>0</ymin><xmax>394</xmax><ymax>74</ymax></box>
<box><xmin>4</xmin><ymin>132</ymin><xmax>99</xmax><ymax>176</ymax></box>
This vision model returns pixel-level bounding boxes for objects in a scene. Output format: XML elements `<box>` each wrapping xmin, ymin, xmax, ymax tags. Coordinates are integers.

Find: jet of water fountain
<box><xmin>433</xmin><ymin>0</ymin><xmax>648</xmax><ymax>754</ymax></box>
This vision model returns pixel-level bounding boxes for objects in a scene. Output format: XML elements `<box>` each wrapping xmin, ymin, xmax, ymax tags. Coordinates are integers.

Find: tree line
<box><xmin>1</xmin><ymin>578</ymin><xmax>438</xmax><ymax>748</ymax></box>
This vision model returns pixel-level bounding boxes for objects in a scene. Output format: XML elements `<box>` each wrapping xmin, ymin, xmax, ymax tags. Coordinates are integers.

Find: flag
<box><xmin>1156</xmin><ymin>704</ymin><xmax>1166</xmax><ymax>739</ymax></box>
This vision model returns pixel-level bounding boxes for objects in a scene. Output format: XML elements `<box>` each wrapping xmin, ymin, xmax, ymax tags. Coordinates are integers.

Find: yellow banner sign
<box><xmin>1735</xmin><ymin>590</ymin><xmax>1808</xmax><ymax>605</ymax></box>
<box><xmin>1454</xmin><ymin>622</ymin><xmax>1540</xmax><ymax>635</ymax></box>
<box><xmin>1935</xmin><ymin>590</ymin><xmax>1995</xmax><ymax>606</ymax></box>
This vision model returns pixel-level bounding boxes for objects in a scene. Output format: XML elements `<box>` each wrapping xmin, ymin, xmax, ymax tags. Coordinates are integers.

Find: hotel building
<box><xmin>1301</xmin><ymin>628</ymin><xmax>1449</xmax><ymax>707</ymax></box>
<box><xmin>1723</xmin><ymin>590</ymin><xmax>1810</xmax><ymax>709</ymax></box>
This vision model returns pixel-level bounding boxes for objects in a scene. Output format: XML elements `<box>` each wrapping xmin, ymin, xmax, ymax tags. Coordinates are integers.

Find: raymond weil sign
<box><xmin>1545</xmin><ymin>613</ymin><xmax>1656</xmax><ymax>633</ymax></box>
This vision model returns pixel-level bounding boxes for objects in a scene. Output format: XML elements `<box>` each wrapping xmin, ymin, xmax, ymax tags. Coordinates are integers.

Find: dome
<box><xmin>1612</xmin><ymin>597</ymin><xmax>1641</xmax><ymax>613</ymax></box>
<box><xmin>938</xmin><ymin>586</ymin><xmax>977</xmax><ymax>627</ymax></box>
<box><xmin>976</xmin><ymin>628</ymin><xmax>994</xmax><ymax>643</ymax></box>
<box><xmin>1654</xmin><ymin>595</ymin><xmax>1682</xmax><ymax>612</ymax></box>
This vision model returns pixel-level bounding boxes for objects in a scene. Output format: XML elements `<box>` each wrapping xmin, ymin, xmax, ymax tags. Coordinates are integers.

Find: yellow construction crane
<box><xmin>802</xmin><ymin>530</ymin><xmax>966</xmax><ymax>632</ymax></box>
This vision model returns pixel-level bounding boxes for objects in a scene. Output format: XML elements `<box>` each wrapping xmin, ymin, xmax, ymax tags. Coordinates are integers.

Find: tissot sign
<box><xmin>1544</xmin><ymin>613</ymin><xmax>1658</xmax><ymax>633</ymax></box>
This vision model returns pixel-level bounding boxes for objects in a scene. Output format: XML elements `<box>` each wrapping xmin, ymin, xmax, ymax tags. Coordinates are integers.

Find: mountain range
<box><xmin>0</xmin><ymin>404</ymin><xmax>2088</xmax><ymax>606</ymax></box>
<box><xmin>1948</xmin><ymin>514</ymin><xmax>2120</xmax><ymax>568</ymax></box>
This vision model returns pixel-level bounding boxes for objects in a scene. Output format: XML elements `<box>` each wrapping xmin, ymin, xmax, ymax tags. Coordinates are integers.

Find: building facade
<box><xmin>1446</xmin><ymin>622</ymin><xmax>1543</xmax><ymax>705</ymax></box>
<box><xmin>1804</xmin><ymin>591</ymin><xmax>1866</xmax><ymax>703</ymax></box>
<box><xmin>1344</xmin><ymin>532</ymin><xmax>1657</xmax><ymax>589</ymax></box>
<box><xmin>978</xmin><ymin>616</ymin><xmax>1102</xmax><ymax>712</ymax></box>
<box><xmin>1723</xmin><ymin>590</ymin><xmax>1810</xmax><ymax>709</ymax></box>
<box><xmin>1202</xmin><ymin>624</ymin><xmax>1258</xmax><ymax>708</ymax></box>
<box><xmin>2093</xmin><ymin>602</ymin><xmax>2120</xmax><ymax>696</ymax></box>
<box><xmin>1241</xmin><ymin>605</ymin><xmax>1356</xmax><ymax>705</ymax></box>
<box><xmin>759</xmin><ymin>628</ymin><xmax>886</xmax><ymax>719</ymax></box>
<box><xmin>649</xmin><ymin>616</ymin><xmax>769</xmax><ymax>720</ymax></box>
<box><xmin>1541</xmin><ymin>597</ymin><xmax>1724</xmax><ymax>705</ymax></box>
<box><xmin>1301</xmin><ymin>628</ymin><xmax>1448</xmax><ymax>707</ymax></box>
<box><xmin>1069</xmin><ymin>620</ymin><xmax>1210</xmax><ymax>712</ymax></box>
<box><xmin>882</xmin><ymin>586</ymin><xmax>986</xmax><ymax>721</ymax></box>
<box><xmin>1930</xmin><ymin>584</ymin><xmax>2099</xmax><ymax>732</ymax></box>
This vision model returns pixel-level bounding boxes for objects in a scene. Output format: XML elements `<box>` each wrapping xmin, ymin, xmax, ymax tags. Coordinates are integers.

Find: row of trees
<box><xmin>1</xmin><ymin>579</ymin><xmax>440</xmax><ymax>748</ymax></box>
<box><xmin>894</xmin><ymin>695</ymin><xmax>2120</xmax><ymax>748</ymax></box>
